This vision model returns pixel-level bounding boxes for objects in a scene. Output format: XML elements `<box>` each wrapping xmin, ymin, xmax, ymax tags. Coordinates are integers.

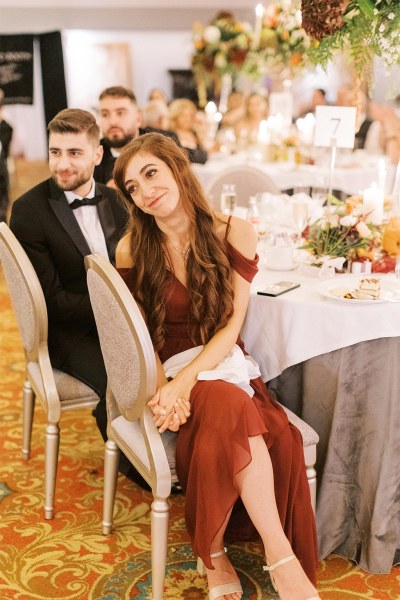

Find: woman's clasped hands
<box><xmin>148</xmin><ymin>378</ymin><xmax>192</xmax><ymax>433</ymax></box>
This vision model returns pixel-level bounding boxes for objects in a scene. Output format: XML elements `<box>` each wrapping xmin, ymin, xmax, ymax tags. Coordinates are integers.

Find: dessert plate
<box><xmin>316</xmin><ymin>276</ymin><xmax>400</xmax><ymax>304</ymax></box>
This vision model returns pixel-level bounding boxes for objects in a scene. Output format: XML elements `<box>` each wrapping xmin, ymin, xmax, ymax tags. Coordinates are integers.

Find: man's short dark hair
<box><xmin>99</xmin><ymin>86</ymin><xmax>137</xmax><ymax>104</ymax></box>
<box><xmin>48</xmin><ymin>108</ymin><xmax>100</xmax><ymax>145</ymax></box>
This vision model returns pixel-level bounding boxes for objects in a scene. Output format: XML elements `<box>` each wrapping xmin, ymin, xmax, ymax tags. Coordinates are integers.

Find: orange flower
<box><xmin>290</xmin><ymin>52</ymin><xmax>302</xmax><ymax>65</ymax></box>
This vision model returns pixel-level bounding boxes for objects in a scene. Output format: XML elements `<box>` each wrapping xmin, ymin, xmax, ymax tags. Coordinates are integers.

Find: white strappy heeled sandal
<box><xmin>197</xmin><ymin>547</ymin><xmax>243</xmax><ymax>600</ymax></box>
<box><xmin>263</xmin><ymin>554</ymin><xmax>320</xmax><ymax>600</ymax></box>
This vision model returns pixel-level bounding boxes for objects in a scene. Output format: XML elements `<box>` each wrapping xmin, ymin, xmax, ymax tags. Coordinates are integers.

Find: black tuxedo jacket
<box><xmin>10</xmin><ymin>178</ymin><xmax>128</xmax><ymax>365</ymax></box>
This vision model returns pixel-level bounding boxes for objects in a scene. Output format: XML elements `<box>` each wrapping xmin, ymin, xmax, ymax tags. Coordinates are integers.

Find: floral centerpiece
<box><xmin>302</xmin><ymin>195</ymin><xmax>382</xmax><ymax>264</ymax></box>
<box><xmin>191</xmin><ymin>5</ymin><xmax>310</xmax><ymax>104</ymax></box>
<box><xmin>191</xmin><ymin>11</ymin><xmax>253</xmax><ymax>103</ymax></box>
<box><xmin>244</xmin><ymin>1</ymin><xmax>310</xmax><ymax>79</ymax></box>
<box><xmin>302</xmin><ymin>0</ymin><xmax>400</xmax><ymax>77</ymax></box>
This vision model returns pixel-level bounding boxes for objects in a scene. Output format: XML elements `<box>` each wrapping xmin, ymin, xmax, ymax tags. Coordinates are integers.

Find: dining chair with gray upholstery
<box><xmin>85</xmin><ymin>252</ymin><xmax>177</xmax><ymax>600</ymax></box>
<box><xmin>204</xmin><ymin>164</ymin><xmax>280</xmax><ymax>208</ymax></box>
<box><xmin>85</xmin><ymin>253</ymin><xmax>319</xmax><ymax>596</ymax></box>
<box><xmin>0</xmin><ymin>222</ymin><xmax>99</xmax><ymax>520</ymax></box>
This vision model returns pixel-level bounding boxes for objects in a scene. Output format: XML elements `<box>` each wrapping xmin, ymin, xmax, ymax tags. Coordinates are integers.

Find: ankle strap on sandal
<box><xmin>263</xmin><ymin>554</ymin><xmax>295</xmax><ymax>572</ymax></box>
<box><xmin>210</xmin><ymin>547</ymin><xmax>227</xmax><ymax>559</ymax></box>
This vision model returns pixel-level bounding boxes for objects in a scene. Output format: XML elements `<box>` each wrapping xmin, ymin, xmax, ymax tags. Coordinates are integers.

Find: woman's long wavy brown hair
<box><xmin>113</xmin><ymin>132</ymin><xmax>234</xmax><ymax>352</ymax></box>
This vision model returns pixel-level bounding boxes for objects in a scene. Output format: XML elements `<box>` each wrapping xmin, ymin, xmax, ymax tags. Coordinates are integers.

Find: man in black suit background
<box><xmin>94</xmin><ymin>86</ymin><xmax>206</xmax><ymax>187</ymax></box>
<box><xmin>10</xmin><ymin>108</ymin><xmax>130</xmax><ymax>471</ymax></box>
<box><xmin>0</xmin><ymin>88</ymin><xmax>13</xmax><ymax>223</ymax></box>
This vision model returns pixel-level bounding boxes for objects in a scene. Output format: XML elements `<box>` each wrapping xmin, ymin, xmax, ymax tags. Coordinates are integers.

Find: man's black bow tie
<box><xmin>70</xmin><ymin>195</ymin><xmax>102</xmax><ymax>210</ymax></box>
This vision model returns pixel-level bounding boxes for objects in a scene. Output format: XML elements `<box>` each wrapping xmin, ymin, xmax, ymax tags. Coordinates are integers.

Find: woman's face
<box><xmin>123</xmin><ymin>151</ymin><xmax>181</xmax><ymax>218</ymax></box>
<box><xmin>176</xmin><ymin>107</ymin><xmax>195</xmax><ymax>131</ymax></box>
<box><xmin>247</xmin><ymin>95</ymin><xmax>267</xmax><ymax>120</ymax></box>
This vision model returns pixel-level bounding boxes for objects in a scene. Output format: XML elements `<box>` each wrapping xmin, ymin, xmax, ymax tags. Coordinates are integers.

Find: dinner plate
<box><xmin>316</xmin><ymin>276</ymin><xmax>400</xmax><ymax>304</ymax></box>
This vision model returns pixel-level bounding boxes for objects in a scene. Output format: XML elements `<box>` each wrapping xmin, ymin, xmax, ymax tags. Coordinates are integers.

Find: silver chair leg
<box><xmin>304</xmin><ymin>444</ymin><xmax>317</xmax><ymax>514</ymax></box>
<box><xmin>22</xmin><ymin>379</ymin><xmax>35</xmax><ymax>460</ymax></box>
<box><xmin>44</xmin><ymin>422</ymin><xmax>60</xmax><ymax>520</ymax></box>
<box><xmin>151</xmin><ymin>496</ymin><xmax>170</xmax><ymax>600</ymax></box>
<box><xmin>102</xmin><ymin>439</ymin><xmax>120</xmax><ymax>535</ymax></box>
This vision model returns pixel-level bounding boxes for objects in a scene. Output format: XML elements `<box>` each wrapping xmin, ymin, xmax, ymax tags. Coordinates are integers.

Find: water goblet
<box><xmin>220</xmin><ymin>184</ymin><xmax>237</xmax><ymax>215</ymax></box>
<box><xmin>291</xmin><ymin>200</ymin><xmax>309</xmax><ymax>246</ymax></box>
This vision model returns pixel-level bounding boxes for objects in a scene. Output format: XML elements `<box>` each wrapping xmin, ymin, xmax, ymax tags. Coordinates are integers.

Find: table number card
<box><xmin>314</xmin><ymin>106</ymin><xmax>357</xmax><ymax>148</ymax></box>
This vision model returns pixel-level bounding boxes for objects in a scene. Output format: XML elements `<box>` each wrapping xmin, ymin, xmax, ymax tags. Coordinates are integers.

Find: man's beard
<box><xmin>52</xmin><ymin>172</ymin><xmax>90</xmax><ymax>192</ymax></box>
<box><xmin>106</xmin><ymin>135</ymin><xmax>133</xmax><ymax>148</ymax></box>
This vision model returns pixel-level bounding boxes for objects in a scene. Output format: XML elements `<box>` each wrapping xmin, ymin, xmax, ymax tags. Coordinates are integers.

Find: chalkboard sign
<box><xmin>0</xmin><ymin>34</ymin><xmax>34</xmax><ymax>104</ymax></box>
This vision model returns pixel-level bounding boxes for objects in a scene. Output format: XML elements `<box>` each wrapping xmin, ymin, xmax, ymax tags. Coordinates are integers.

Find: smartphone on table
<box><xmin>257</xmin><ymin>281</ymin><xmax>300</xmax><ymax>297</ymax></box>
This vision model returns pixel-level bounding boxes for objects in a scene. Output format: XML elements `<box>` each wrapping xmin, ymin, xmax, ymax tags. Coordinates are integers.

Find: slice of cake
<box><xmin>358</xmin><ymin>277</ymin><xmax>380</xmax><ymax>299</ymax></box>
<box><xmin>342</xmin><ymin>277</ymin><xmax>381</xmax><ymax>300</ymax></box>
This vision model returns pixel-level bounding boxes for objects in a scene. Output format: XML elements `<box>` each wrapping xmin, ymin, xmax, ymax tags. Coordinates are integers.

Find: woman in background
<box><xmin>169</xmin><ymin>98</ymin><xmax>208</xmax><ymax>164</ymax></box>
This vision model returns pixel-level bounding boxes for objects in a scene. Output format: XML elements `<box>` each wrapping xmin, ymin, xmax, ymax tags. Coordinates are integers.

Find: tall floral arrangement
<box><xmin>191</xmin><ymin>11</ymin><xmax>253</xmax><ymax>102</ymax></box>
<box><xmin>302</xmin><ymin>0</ymin><xmax>400</xmax><ymax>76</ymax></box>
<box><xmin>244</xmin><ymin>1</ymin><xmax>310</xmax><ymax>79</ymax></box>
<box><xmin>191</xmin><ymin>5</ymin><xmax>309</xmax><ymax>104</ymax></box>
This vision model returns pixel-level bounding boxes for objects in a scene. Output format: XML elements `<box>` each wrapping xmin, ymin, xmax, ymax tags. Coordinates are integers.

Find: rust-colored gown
<box><xmin>119</xmin><ymin>240</ymin><xmax>318</xmax><ymax>583</ymax></box>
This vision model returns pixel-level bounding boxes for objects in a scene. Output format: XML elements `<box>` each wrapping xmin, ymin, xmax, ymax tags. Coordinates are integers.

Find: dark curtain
<box><xmin>0</xmin><ymin>34</ymin><xmax>34</xmax><ymax>104</ymax></box>
<box><xmin>39</xmin><ymin>31</ymin><xmax>68</xmax><ymax>125</ymax></box>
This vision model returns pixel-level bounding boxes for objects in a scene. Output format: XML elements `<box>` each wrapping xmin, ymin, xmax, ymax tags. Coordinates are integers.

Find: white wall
<box><xmin>63</xmin><ymin>29</ymin><xmax>193</xmax><ymax>110</ymax></box>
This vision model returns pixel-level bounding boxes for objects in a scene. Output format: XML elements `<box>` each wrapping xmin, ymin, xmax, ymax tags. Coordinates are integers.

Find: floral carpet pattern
<box><xmin>0</xmin><ymin>267</ymin><xmax>399</xmax><ymax>600</ymax></box>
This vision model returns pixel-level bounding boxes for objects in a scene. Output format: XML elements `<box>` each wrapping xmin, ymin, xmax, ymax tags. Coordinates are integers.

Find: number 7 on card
<box><xmin>314</xmin><ymin>105</ymin><xmax>357</xmax><ymax>149</ymax></box>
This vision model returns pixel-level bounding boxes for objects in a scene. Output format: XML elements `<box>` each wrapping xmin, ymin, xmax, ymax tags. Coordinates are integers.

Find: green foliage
<box><xmin>306</xmin><ymin>0</ymin><xmax>400</xmax><ymax>76</ymax></box>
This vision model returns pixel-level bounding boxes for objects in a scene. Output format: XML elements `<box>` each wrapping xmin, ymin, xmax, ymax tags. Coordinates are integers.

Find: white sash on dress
<box><xmin>163</xmin><ymin>344</ymin><xmax>261</xmax><ymax>398</ymax></box>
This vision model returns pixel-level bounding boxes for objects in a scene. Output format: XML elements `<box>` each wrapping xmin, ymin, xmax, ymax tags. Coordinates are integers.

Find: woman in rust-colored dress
<box><xmin>113</xmin><ymin>132</ymin><xmax>319</xmax><ymax>600</ymax></box>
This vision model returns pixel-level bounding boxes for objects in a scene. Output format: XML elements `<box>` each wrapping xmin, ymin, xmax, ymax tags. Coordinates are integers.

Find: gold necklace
<box><xmin>168</xmin><ymin>241</ymin><xmax>190</xmax><ymax>257</ymax></box>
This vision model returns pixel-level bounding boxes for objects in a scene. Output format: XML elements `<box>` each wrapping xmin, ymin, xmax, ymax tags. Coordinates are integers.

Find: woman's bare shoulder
<box><xmin>116</xmin><ymin>233</ymin><xmax>133</xmax><ymax>268</ymax></box>
<box><xmin>214</xmin><ymin>213</ymin><xmax>257</xmax><ymax>259</ymax></box>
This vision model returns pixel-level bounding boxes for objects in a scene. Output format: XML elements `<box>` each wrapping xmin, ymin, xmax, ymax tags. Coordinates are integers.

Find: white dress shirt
<box><xmin>65</xmin><ymin>180</ymin><xmax>109</xmax><ymax>259</ymax></box>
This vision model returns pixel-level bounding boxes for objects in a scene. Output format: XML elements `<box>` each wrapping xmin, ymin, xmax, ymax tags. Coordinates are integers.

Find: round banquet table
<box><xmin>241</xmin><ymin>267</ymin><xmax>400</xmax><ymax>573</ymax></box>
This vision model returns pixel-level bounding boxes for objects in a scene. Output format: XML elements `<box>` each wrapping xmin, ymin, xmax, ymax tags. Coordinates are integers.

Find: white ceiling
<box><xmin>1</xmin><ymin>1</ymin><xmax>255</xmax><ymax>32</ymax></box>
<box><xmin>1</xmin><ymin>0</ymin><xmax>252</xmax><ymax>7</ymax></box>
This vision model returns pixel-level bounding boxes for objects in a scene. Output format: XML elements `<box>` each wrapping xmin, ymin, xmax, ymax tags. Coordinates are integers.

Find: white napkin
<box><xmin>163</xmin><ymin>344</ymin><xmax>261</xmax><ymax>398</ymax></box>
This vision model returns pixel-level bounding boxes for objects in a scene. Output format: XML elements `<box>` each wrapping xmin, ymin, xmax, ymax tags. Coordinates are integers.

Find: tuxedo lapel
<box><xmin>95</xmin><ymin>185</ymin><xmax>121</xmax><ymax>263</ymax></box>
<box><xmin>48</xmin><ymin>188</ymin><xmax>91</xmax><ymax>257</ymax></box>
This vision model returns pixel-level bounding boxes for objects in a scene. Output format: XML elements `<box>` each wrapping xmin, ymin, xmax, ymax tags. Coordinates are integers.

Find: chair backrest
<box><xmin>85</xmin><ymin>253</ymin><xmax>157</xmax><ymax>423</ymax></box>
<box><xmin>204</xmin><ymin>164</ymin><xmax>280</xmax><ymax>208</ymax></box>
<box><xmin>0</xmin><ymin>222</ymin><xmax>47</xmax><ymax>362</ymax></box>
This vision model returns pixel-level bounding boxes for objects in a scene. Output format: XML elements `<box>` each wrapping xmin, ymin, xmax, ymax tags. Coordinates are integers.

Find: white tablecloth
<box><xmin>193</xmin><ymin>153</ymin><xmax>392</xmax><ymax>198</ymax></box>
<box><xmin>242</xmin><ymin>269</ymin><xmax>400</xmax><ymax>382</ymax></box>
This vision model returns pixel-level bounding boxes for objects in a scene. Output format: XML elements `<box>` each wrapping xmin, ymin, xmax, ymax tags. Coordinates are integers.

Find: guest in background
<box><xmin>8</xmin><ymin>109</ymin><xmax>140</xmax><ymax>482</ymax></box>
<box><xmin>220</xmin><ymin>91</ymin><xmax>246</xmax><ymax>128</ymax></box>
<box><xmin>296</xmin><ymin>88</ymin><xmax>328</xmax><ymax>118</ymax></box>
<box><xmin>371</xmin><ymin>102</ymin><xmax>400</xmax><ymax>164</ymax></box>
<box><xmin>113</xmin><ymin>132</ymin><xmax>319</xmax><ymax>600</ymax></box>
<box><xmin>95</xmin><ymin>86</ymin><xmax>201</xmax><ymax>187</ymax></box>
<box><xmin>234</xmin><ymin>93</ymin><xmax>268</xmax><ymax>146</ymax></box>
<box><xmin>169</xmin><ymin>98</ymin><xmax>208</xmax><ymax>164</ymax></box>
<box><xmin>148</xmin><ymin>87</ymin><xmax>169</xmax><ymax>104</ymax></box>
<box><xmin>0</xmin><ymin>89</ymin><xmax>13</xmax><ymax>223</ymax></box>
<box><xmin>141</xmin><ymin>99</ymin><xmax>170</xmax><ymax>130</ymax></box>
<box><xmin>95</xmin><ymin>86</ymin><xmax>142</xmax><ymax>187</ymax></box>
<box><xmin>335</xmin><ymin>85</ymin><xmax>381</xmax><ymax>152</ymax></box>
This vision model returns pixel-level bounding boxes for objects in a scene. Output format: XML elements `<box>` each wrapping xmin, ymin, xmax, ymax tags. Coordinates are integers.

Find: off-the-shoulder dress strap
<box><xmin>224</xmin><ymin>215</ymin><xmax>233</xmax><ymax>240</ymax></box>
<box><xmin>225</xmin><ymin>240</ymin><xmax>259</xmax><ymax>283</ymax></box>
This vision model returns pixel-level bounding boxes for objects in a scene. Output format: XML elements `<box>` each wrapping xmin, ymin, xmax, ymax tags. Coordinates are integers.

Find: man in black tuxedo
<box><xmin>0</xmin><ymin>89</ymin><xmax>13</xmax><ymax>223</ymax></box>
<box><xmin>94</xmin><ymin>86</ymin><xmax>206</xmax><ymax>187</ymax></box>
<box><xmin>9</xmin><ymin>108</ymin><xmax>136</xmax><ymax>477</ymax></box>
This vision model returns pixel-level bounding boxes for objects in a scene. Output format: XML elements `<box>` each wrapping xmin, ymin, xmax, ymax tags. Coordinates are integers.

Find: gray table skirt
<box><xmin>268</xmin><ymin>337</ymin><xmax>400</xmax><ymax>574</ymax></box>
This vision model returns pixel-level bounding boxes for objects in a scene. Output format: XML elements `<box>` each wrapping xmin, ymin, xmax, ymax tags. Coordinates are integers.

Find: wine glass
<box><xmin>220</xmin><ymin>184</ymin><xmax>237</xmax><ymax>215</ymax></box>
<box><xmin>291</xmin><ymin>201</ymin><xmax>308</xmax><ymax>246</ymax></box>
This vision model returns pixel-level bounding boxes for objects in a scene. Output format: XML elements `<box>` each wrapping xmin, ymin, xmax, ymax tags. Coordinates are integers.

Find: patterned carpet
<box><xmin>0</xmin><ymin>264</ymin><xmax>399</xmax><ymax>599</ymax></box>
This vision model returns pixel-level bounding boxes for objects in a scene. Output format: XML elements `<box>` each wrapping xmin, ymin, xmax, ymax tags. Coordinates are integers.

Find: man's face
<box><xmin>48</xmin><ymin>131</ymin><xmax>103</xmax><ymax>196</ymax></box>
<box><xmin>98</xmin><ymin>96</ymin><xmax>142</xmax><ymax>147</ymax></box>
